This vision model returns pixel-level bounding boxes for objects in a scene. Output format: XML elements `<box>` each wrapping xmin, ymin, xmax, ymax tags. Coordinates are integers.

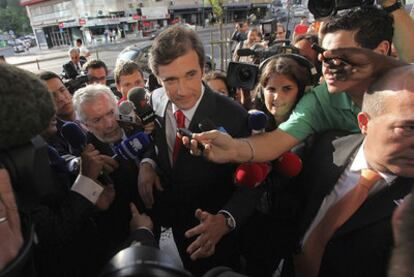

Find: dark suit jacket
<box><xmin>148</xmin><ymin>86</ymin><xmax>262</xmax><ymax>274</ymax></box>
<box><xmin>87</xmin><ymin>133</ymin><xmax>145</xmax><ymax>266</ymax></box>
<box><xmin>288</xmin><ymin>131</ymin><xmax>413</xmax><ymax>277</ymax></box>
<box><xmin>62</xmin><ymin>60</ymin><xmax>85</xmax><ymax>80</ymax></box>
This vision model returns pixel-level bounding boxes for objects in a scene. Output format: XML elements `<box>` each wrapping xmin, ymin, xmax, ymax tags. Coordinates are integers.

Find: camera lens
<box><xmin>308</xmin><ymin>0</ymin><xmax>335</xmax><ymax>19</ymax></box>
<box><xmin>238</xmin><ymin>67</ymin><xmax>253</xmax><ymax>82</ymax></box>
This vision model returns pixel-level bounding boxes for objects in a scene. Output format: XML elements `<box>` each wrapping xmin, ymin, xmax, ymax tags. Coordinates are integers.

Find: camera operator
<box><xmin>0</xmin><ymin>64</ymin><xmax>116</xmax><ymax>276</ymax></box>
<box><xmin>233</xmin><ymin>28</ymin><xmax>263</xmax><ymax>63</ymax></box>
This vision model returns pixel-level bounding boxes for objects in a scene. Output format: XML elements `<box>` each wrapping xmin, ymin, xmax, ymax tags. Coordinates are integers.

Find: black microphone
<box><xmin>198</xmin><ymin>118</ymin><xmax>227</xmax><ymax>133</ymax></box>
<box><xmin>61</xmin><ymin>122</ymin><xmax>113</xmax><ymax>185</ymax></box>
<box><xmin>127</xmin><ymin>87</ymin><xmax>156</xmax><ymax>125</ymax></box>
<box><xmin>60</xmin><ymin>121</ymin><xmax>87</xmax><ymax>156</ymax></box>
<box><xmin>236</xmin><ymin>48</ymin><xmax>256</xmax><ymax>57</ymax></box>
<box><xmin>118</xmin><ymin>100</ymin><xmax>137</xmax><ymax>124</ymax></box>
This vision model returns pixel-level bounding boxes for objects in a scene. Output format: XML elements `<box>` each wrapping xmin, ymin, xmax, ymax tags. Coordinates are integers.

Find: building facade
<box><xmin>21</xmin><ymin>0</ymin><xmax>272</xmax><ymax>49</ymax></box>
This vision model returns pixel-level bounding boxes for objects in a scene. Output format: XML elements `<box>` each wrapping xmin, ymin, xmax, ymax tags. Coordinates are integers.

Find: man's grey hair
<box><xmin>68</xmin><ymin>47</ymin><xmax>80</xmax><ymax>56</ymax></box>
<box><xmin>72</xmin><ymin>84</ymin><xmax>118</xmax><ymax>122</ymax></box>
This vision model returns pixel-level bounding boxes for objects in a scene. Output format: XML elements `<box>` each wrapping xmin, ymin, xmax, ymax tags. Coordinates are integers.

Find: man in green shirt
<box><xmin>188</xmin><ymin>4</ymin><xmax>412</xmax><ymax>163</ymax></box>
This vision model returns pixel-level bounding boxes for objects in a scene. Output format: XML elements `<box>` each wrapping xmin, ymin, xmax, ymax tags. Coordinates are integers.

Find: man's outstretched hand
<box><xmin>182</xmin><ymin>130</ymin><xmax>239</xmax><ymax>164</ymax></box>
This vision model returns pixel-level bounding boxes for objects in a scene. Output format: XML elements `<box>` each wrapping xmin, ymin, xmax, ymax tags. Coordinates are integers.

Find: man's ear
<box><xmin>357</xmin><ymin>112</ymin><xmax>370</xmax><ymax>135</ymax></box>
<box><xmin>373</xmin><ymin>40</ymin><xmax>391</xmax><ymax>56</ymax></box>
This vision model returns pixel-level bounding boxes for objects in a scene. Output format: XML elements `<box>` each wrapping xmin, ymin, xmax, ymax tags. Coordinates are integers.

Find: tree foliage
<box><xmin>0</xmin><ymin>0</ymin><xmax>31</xmax><ymax>35</ymax></box>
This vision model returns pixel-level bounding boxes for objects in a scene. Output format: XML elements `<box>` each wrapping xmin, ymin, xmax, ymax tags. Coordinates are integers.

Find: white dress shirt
<box><xmin>302</xmin><ymin>142</ymin><xmax>397</xmax><ymax>245</ymax></box>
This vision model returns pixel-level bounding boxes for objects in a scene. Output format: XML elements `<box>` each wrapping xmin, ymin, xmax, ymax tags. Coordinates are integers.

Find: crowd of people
<box><xmin>1</xmin><ymin>1</ymin><xmax>414</xmax><ymax>277</ymax></box>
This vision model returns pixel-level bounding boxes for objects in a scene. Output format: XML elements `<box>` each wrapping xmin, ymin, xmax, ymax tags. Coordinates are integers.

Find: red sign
<box><xmin>132</xmin><ymin>14</ymin><xmax>141</xmax><ymax>20</ymax></box>
<box><xmin>58</xmin><ymin>22</ymin><xmax>64</xmax><ymax>29</ymax></box>
<box><xmin>19</xmin><ymin>0</ymin><xmax>47</xmax><ymax>6</ymax></box>
<box><xmin>79</xmin><ymin>18</ymin><xmax>86</xmax><ymax>26</ymax></box>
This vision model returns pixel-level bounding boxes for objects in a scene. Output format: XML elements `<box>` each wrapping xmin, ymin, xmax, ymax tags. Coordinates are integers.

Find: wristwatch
<box><xmin>384</xmin><ymin>1</ymin><xmax>402</xmax><ymax>13</ymax></box>
<box><xmin>219</xmin><ymin>212</ymin><xmax>236</xmax><ymax>230</ymax></box>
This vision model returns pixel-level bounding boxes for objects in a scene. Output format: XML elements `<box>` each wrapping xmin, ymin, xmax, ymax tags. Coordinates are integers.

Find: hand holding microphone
<box><xmin>234</xmin><ymin>110</ymin><xmax>271</xmax><ymax>188</ymax></box>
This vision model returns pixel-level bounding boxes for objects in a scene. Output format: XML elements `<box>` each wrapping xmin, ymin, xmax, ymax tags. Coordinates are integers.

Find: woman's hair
<box><xmin>254</xmin><ymin>56</ymin><xmax>311</xmax><ymax>130</ymax></box>
<box><xmin>259</xmin><ymin>55</ymin><xmax>311</xmax><ymax>100</ymax></box>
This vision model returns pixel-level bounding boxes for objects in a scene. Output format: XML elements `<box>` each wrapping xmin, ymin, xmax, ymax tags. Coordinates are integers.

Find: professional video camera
<box><xmin>308</xmin><ymin>0</ymin><xmax>375</xmax><ymax>19</ymax></box>
<box><xmin>260</xmin><ymin>18</ymin><xmax>278</xmax><ymax>44</ymax></box>
<box><xmin>228</xmin><ymin>44</ymin><xmax>299</xmax><ymax>90</ymax></box>
<box><xmin>63</xmin><ymin>74</ymin><xmax>89</xmax><ymax>94</ymax></box>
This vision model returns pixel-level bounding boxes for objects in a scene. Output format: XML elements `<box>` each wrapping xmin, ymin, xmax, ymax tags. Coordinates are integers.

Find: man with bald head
<box><xmin>289</xmin><ymin>65</ymin><xmax>414</xmax><ymax>277</ymax></box>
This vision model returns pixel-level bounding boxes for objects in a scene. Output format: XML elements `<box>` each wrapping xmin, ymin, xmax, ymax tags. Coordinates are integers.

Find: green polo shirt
<box><xmin>278</xmin><ymin>83</ymin><xmax>361</xmax><ymax>141</ymax></box>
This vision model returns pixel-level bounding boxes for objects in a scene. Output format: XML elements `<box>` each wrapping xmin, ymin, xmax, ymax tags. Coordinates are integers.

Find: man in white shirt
<box><xmin>139</xmin><ymin>25</ymin><xmax>260</xmax><ymax>276</ymax></box>
<box><xmin>289</xmin><ymin>64</ymin><xmax>414</xmax><ymax>277</ymax></box>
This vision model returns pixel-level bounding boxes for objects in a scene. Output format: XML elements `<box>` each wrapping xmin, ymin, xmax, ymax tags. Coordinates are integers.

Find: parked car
<box><xmin>13</xmin><ymin>43</ymin><xmax>25</xmax><ymax>53</ymax></box>
<box><xmin>116</xmin><ymin>41</ymin><xmax>215</xmax><ymax>78</ymax></box>
<box><xmin>116</xmin><ymin>41</ymin><xmax>153</xmax><ymax>77</ymax></box>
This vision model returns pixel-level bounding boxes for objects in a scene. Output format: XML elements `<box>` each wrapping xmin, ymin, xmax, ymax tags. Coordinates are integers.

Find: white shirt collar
<box><xmin>350</xmin><ymin>142</ymin><xmax>397</xmax><ymax>185</ymax></box>
<box><xmin>171</xmin><ymin>84</ymin><xmax>205</xmax><ymax>122</ymax></box>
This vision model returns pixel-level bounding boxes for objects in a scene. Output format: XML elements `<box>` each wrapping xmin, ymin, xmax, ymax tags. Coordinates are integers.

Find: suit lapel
<box><xmin>188</xmin><ymin>87</ymin><xmax>217</xmax><ymax>133</ymax></box>
<box><xmin>333</xmin><ymin>177</ymin><xmax>413</xmax><ymax>239</ymax></box>
<box><xmin>150</xmin><ymin>88</ymin><xmax>172</xmax><ymax>173</ymax></box>
<box><xmin>300</xmin><ymin>133</ymin><xmax>364</xmax><ymax>237</ymax></box>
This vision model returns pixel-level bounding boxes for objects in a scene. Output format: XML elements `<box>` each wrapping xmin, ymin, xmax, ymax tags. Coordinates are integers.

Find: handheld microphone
<box><xmin>248</xmin><ymin>110</ymin><xmax>268</xmax><ymax>134</ymax></box>
<box><xmin>60</xmin><ymin>122</ymin><xmax>87</xmax><ymax>154</ymax></box>
<box><xmin>234</xmin><ymin>162</ymin><xmax>271</xmax><ymax>188</ymax></box>
<box><xmin>198</xmin><ymin>118</ymin><xmax>227</xmax><ymax>133</ymax></box>
<box><xmin>61</xmin><ymin>122</ymin><xmax>113</xmax><ymax>185</ymax></box>
<box><xmin>118</xmin><ymin>100</ymin><xmax>137</xmax><ymax>124</ymax></box>
<box><xmin>274</xmin><ymin>151</ymin><xmax>303</xmax><ymax>178</ymax></box>
<box><xmin>113</xmin><ymin>131</ymin><xmax>151</xmax><ymax>161</ymax></box>
<box><xmin>127</xmin><ymin>87</ymin><xmax>156</xmax><ymax>125</ymax></box>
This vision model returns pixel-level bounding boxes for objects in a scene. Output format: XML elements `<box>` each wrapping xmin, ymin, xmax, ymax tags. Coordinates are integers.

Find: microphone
<box><xmin>118</xmin><ymin>100</ymin><xmax>137</xmax><ymax>124</ymax></box>
<box><xmin>198</xmin><ymin>118</ymin><xmax>227</xmax><ymax>133</ymax></box>
<box><xmin>61</xmin><ymin>122</ymin><xmax>113</xmax><ymax>185</ymax></box>
<box><xmin>60</xmin><ymin>122</ymin><xmax>87</xmax><ymax>154</ymax></box>
<box><xmin>127</xmin><ymin>87</ymin><xmax>156</xmax><ymax>125</ymax></box>
<box><xmin>234</xmin><ymin>162</ymin><xmax>271</xmax><ymax>188</ymax></box>
<box><xmin>248</xmin><ymin>110</ymin><xmax>268</xmax><ymax>134</ymax></box>
<box><xmin>274</xmin><ymin>151</ymin><xmax>303</xmax><ymax>178</ymax></box>
<box><xmin>113</xmin><ymin>131</ymin><xmax>151</xmax><ymax>161</ymax></box>
<box><xmin>237</xmin><ymin>48</ymin><xmax>256</xmax><ymax>57</ymax></box>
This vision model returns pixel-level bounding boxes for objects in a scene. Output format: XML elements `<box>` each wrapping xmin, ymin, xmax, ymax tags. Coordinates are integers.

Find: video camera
<box><xmin>228</xmin><ymin>45</ymin><xmax>299</xmax><ymax>90</ymax></box>
<box><xmin>308</xmin><ymin>0</ymin><xmax>375</xmax><ymax>19</ymax></box>
<box><xmin>260</xmin><ymin>18</ymin><xmax>278</xmax><ymax>44</ymax></box>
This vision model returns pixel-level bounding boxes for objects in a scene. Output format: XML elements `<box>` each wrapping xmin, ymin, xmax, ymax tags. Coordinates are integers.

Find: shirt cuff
<box><xmin>141</xmin><ymin>158</ymin><xmax>157</xmax><ymax>169</ymax></box>
<box><xmin>218</xmin><ymin>210</ymin><xmax>237</xmax><ymax>230</ymax></box>
<box><xmin>71</xmin><ymin>175</ymin><xmax>104</xmax><ymax>204</ymax></box>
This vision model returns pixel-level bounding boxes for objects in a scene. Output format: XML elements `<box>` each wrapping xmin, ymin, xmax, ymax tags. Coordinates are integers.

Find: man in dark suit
<box><xmin>72</xmin><ymin>84</ymin><xmax>147</xmax><ymax>266</ymax></box>
<box><xmin>138</xmin><ymin>25</ymin><xmax>261</xmax><ymax>276</ymax></box>
<box><xmin>63</xmin><ymin>47</ymin><xmax>85</xmax><ymax>80</ymax></box>
<box><xmin>289</xmin><ymin>64</ymin><xmax>414</xmax><ymax>277</ymax></box>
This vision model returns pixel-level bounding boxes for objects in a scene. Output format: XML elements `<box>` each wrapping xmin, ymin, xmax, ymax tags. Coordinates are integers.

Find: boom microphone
<box><xmin>127</xmin><ymin>87</ymin><xmax>156</xmax><ymax>125</ymax></box>
<box><xmin>237</xmin><ymin>48</ymin><xmax>256</xmax><ymax>57</ymax></box>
